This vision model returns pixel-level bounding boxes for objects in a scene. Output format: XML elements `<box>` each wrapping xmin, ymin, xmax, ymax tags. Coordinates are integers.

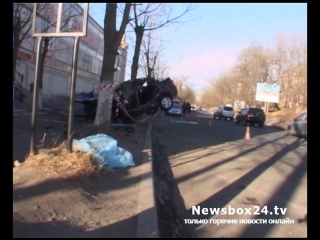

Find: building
<box><xmin>279</xmin><ymin>63</ymin><xmax>307</xmax><ymax>109</ymax></box>
<box><xmin>14</xmin><ymin>3</ymin><xmax>128</xmax><ymax>97</ymax></box>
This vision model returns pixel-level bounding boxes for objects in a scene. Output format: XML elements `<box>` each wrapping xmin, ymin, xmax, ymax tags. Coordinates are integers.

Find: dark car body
<box><xmin>287</xmin><ymin>112</ymin><xmax>307</xmax><ymax>138</ymax></box>
<box><xmin>75</xmin><ymin>77</ymin><xmax>178</xmax><ymax>123</ymax></box>
<box><xmin>236</xmin><ymin>107</ymin><xmax>266</xmax><ymax>127</ymax></box>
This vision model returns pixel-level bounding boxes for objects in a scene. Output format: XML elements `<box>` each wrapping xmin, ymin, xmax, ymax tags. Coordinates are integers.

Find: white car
<box><xmin>213</xmin><ymin>106</ymin><xmax>235</xmax><ymax>121</ymax></box>
<box><xmin>166</xmin><ymin>104</ymin><xmax>182</xmax><ymax>116</ymax></box>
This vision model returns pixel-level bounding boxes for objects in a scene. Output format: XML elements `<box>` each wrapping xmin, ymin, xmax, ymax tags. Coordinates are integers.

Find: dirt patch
<box><xmin>13</xmin><ymin>124</ymin><xmax>148</xmax><ymax>238</ymax></box>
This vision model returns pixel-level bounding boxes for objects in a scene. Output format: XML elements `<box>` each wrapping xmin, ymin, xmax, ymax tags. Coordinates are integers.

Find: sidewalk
<box><xmin>13</xmin><ymin>111</ymin><xmax>159</xmax><ymax>237</ymax></box>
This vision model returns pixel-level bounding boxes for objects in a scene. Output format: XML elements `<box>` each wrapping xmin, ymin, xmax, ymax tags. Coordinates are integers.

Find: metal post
<box><xmin>30</xmin><ymin>36</ymin><xmax>44</xmax><ymax>154</ymax></box>
<box><xmin>266</xmin><ymin>102</ymin><xmax>269</xmax><ymax>114</ymax></box>
<box><xmin>67</xmin><ymin>36</ymin><xmax>80</xmax><ymax>152</ymax></box>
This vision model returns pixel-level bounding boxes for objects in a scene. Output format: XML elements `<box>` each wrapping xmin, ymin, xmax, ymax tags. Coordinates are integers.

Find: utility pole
<box><xmin>263</xmin><ymin>72</ymin><xmax>269</xmax><ymax>114</ymax></box>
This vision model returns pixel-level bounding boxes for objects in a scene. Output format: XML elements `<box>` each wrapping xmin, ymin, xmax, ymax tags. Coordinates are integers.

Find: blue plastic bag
<box><xmin>72</xmin><ymin>134</ymin><xmax>135</xmax><ymax>169</ymax></box>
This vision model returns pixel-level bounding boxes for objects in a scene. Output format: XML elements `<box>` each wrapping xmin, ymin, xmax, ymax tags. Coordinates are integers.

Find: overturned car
<box><xmin>75</xmin><ymin>77</ymin><xmax>178</xmax><ymax>124</ymax></box>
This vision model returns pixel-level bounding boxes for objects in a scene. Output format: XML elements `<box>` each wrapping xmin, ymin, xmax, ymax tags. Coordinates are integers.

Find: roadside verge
<box><xmin>136</xmin><ymin>122</ymin><xmax>159</xmax><ymax>238</ymax></box>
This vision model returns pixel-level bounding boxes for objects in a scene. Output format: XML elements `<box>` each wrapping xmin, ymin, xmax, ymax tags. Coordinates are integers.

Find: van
<box><xmin>213</xmin><ymin>106</ymin><xmax>235</xmax><ymax>121</ymax></box>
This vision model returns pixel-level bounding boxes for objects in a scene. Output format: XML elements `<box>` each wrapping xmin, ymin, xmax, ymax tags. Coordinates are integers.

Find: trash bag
<box><xmin>72</xmin><ymin>134</ymin><xmax>135</xmax><ymax>169</ymax></box>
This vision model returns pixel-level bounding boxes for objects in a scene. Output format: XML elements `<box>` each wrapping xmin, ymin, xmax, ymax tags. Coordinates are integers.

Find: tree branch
<box><xmin>115</xmin><ymin>3</ymin><xmax>132</xmax><ymax>44</ymax></box>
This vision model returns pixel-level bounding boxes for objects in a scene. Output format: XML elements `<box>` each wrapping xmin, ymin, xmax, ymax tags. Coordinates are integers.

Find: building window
<box><xmin>82</xmin><ymin>54</ymin><xmax>92</xmax><ymax>71</ymax></box>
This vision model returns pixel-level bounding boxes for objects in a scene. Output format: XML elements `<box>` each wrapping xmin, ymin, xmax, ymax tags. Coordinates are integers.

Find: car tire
<box><xmin>230</xmin><ymin>117</ymin><xmax>234</xmax><ymax>121</ymax></box>
<box><xmin>157</xmin><ymin>93</ymin><xmax>173</xmax><ymax>111</ymax></box>
<box><xmin>259</xmin><ymin>123</ymin><xmax>263</xmax><ymax>128</ymax></box>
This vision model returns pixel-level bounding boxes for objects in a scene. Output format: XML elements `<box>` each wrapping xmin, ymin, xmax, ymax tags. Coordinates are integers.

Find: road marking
<box><xmin>169</xmin><ymin>120</ymin><xmax>198</xmax><ymax>124</ymax></box>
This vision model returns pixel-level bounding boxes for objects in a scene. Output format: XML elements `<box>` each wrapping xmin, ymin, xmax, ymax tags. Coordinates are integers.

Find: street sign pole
<box><xmin>67</xmin><ymin>36</ymin><xmax>80</xmax><ymax>152</ymax></box>
<box><xmin>30</xmin><ymin>3</ymin><xmax>89</xmax><ymax>155</ymax></box>
<box><xmin>30</xmin><ymin>36</ymin><xmax>44</xmax><ymax>154</ymax></box>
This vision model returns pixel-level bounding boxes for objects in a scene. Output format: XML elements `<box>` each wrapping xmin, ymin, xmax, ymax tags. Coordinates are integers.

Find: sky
<box><xmin>89</xmin><ymin>3</ymin><xmax>307</xmax><ymax>93</ymax></box>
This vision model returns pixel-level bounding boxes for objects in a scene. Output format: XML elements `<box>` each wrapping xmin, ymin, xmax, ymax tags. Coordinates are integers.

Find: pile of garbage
<box><xmin>73</xmin><ymin>134</ymin><xmax>135</xmax><ymax>169</ymax></box>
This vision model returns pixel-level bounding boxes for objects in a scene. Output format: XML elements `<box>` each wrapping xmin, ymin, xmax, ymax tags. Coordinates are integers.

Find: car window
<box><xmin>296</xmin><ymin>113</ymin><xmax>306</xmax><ymax>121</ymax></box>
<box><xmin>248</xmin><ymin>108</ymin><xmax>263</xmax><ymax>114</ymax></box>
<box><xmin>224</xmin><ymin>107</ymin><xmax>233</xmax><ymax>111</ymax></box>
<box><xmin>241</xmin><ymin>109</ymin><xmax>248</xmax><ymax>114</ymax></box>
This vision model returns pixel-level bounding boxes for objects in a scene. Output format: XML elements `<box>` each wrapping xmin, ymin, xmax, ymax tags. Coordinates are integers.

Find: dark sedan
<box><xmin>235</xmin><ymin>107</ymin><xmax>266</xmax><ymax>127</ymax></box>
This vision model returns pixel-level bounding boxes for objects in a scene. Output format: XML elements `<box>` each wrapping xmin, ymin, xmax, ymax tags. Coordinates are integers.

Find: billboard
<box><xmin>255</xmin><ymin>83</ymin><xmax>280</xmax><ymax>103</ymax></box>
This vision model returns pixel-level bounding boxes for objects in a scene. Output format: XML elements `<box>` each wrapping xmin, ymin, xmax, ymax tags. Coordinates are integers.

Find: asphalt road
<box><xmin>152</xmin><ymin>110</ymin><xmax>307</xmax><ymax>238</ymax></box>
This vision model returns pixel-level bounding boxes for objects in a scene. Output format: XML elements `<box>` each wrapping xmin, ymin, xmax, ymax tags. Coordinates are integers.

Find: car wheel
<box><xmin>258</xmin><ymin>123</ymin><xmax>263</xmax><ymax>128</ymax></box>
<box><xmin>287</xmin><ymin>126</ymin><xmax>294</xmax><ymax>136</ymax></box>
<box><xmin>157</xmin><ymin>93</ymin><xmax>173</xmax><ymax>111</ymax></box>
<box><xmin>230</xmin><ymin>117</ymin><xmax>234</xmax><ymax>121</ymax></box>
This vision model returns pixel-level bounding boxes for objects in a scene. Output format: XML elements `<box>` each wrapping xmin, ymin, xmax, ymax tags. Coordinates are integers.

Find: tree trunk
<box><xmin>37</xmin><ymin>38</ymin><xmax>49</xmax><ymax>110</ymax></box>
<box><xmin>13</xmin><ymin>47</ymin><xmax>19</xmax><ymax>83</ymax></box>
<box><xmin>94</xmin><ymin>3</ymin><xmax>119</xmax><ymax>128</ymax></box>
<box><xmin>130</xmin><ymin>26</ymin><xmax>144</xmax><ymax>80</ymax></box>
<box><xmin>94</xmin><ymin>51</ymin><xmax>117</xmax><ymax>127</ymax></box>
<box><xmin>147</xmin><ymin>55</ymin><xmax>157</xmax><ymax>78</ymax></box>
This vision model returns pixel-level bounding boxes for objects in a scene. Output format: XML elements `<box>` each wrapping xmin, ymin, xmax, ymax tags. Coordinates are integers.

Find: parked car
<box><xmin>173</xmin><ymin>100</ymin><xmax>181</xmax><ymax>106</ymax></box>
<box><xmin>166</xmin><ymin>103</ymin><xmax>182</xmax><ymax>117</ymax></box>
<box><xmin>235</xmin><ymin>107</ymin><xmax>265</xmax><ymax>127</ymax></box>
<box><xmin>213</xmin><ymin>106</ymin><xmax>234</xmax><ymax>121</ymax></box>
<box><xmin>287</xmin><ymin>112</ymin><xmax>307</xmax><ymax>138</ymax></box>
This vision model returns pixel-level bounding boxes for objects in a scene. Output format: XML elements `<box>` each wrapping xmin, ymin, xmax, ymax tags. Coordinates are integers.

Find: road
<box><xmin>152</xmin><ymin>110</ymin><xmax>307</xmax><ymax>238</ymax></box>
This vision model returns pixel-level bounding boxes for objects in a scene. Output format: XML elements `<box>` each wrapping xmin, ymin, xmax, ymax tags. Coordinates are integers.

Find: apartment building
<box><xmin>14</xmin><ymin>3</ymin><xmax>128</xmax><ymax>97</ymax></box>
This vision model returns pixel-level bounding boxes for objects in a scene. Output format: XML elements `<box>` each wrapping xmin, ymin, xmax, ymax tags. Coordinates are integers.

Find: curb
<box><xmin>136</xmin><ymin>122</ymin><xmax>159</xmax><ymax>238</ymax></box>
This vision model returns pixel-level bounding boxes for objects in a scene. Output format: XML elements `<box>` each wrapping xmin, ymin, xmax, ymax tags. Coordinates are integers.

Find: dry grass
<box><xmin>267</xmin><ymin>108</ymin><xmax>307</xmax><ymax>128</ymax></box>
<box><xmin>24</xmin><ymin>142</ymin><xmax>103</xmax><ymax>181</ymax></box>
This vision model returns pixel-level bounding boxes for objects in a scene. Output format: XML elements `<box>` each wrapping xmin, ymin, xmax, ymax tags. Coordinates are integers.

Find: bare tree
<box><xmin>174</xmin><ymin>76</ymin><xmax>196</xmax><ymax>103</ymax></box>
<box><xmin>153</xmin><ymin>58</ymin><xmax>169</xmax><ymax>80</ymax></box>
<box><xmin>200</xmin><ymin>34</ymin><xmax>307</xmax><ymax>112</ymax></box>
<box><xmin>140</xmin><ymin>31</ymin><xmax>158</xmax><ymax>78</ymax></box>
<box><xmin>13</xmin><ymin>3</ymin><xmax>33</xmax><ymax>83</ymax></box>
<box><xmin>139</xmin><ymin>30</ymin><xmax>168</xmax><ymax>79</ymax></box>
<box><xmin>129</xmin><ymin>3</ymin><xmax>197</xmax><ymax>80</ymax></box>
<box><xmin>233</xmin><ymin>43</ymin><xmax>274</xmax><ymax>106</ymax></box>
<box><xmin>94</xmin><ymin>3</ymin><xmax>132</xmax><ymax>128</ymax></box>
<box><xmin>271</xmin><ymin>34</ymin><xmax>307</xmax><ymax>109</ymax></box>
